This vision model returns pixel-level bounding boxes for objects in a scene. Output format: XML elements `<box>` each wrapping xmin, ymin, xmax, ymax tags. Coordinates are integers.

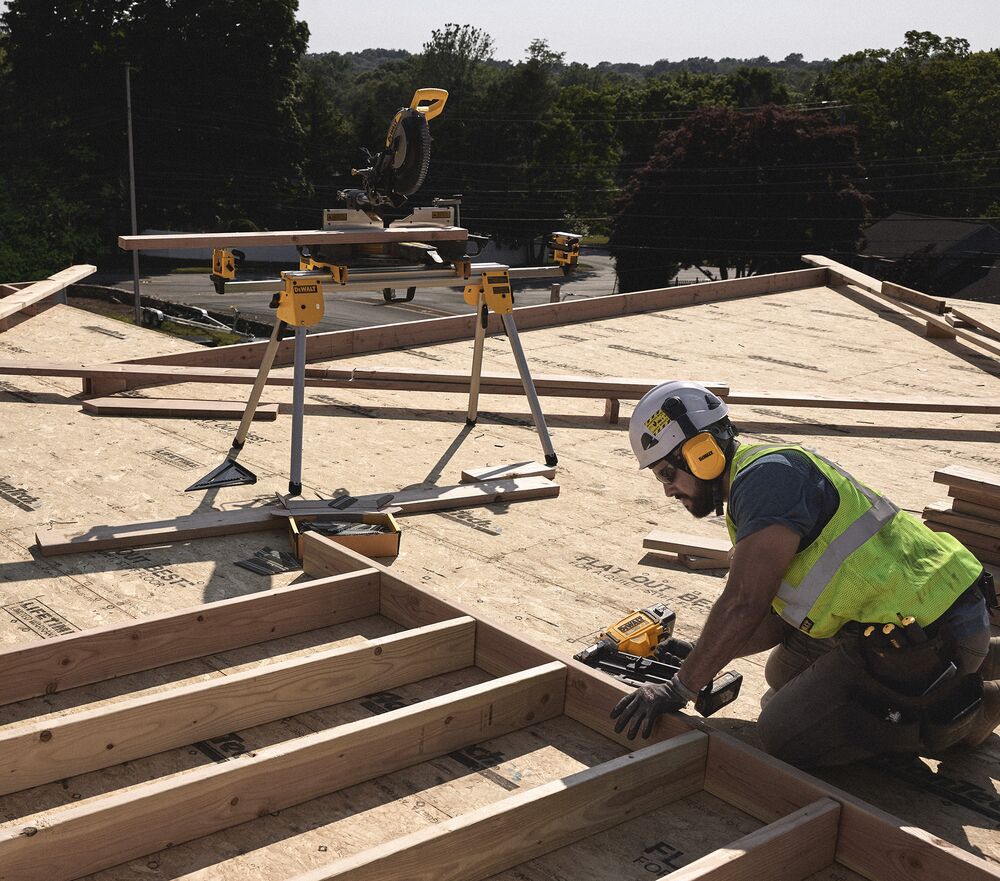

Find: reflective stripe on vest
<box><xmin>729</xmin><ymin>444</ymin><xmax>899</xmax><ymax>630</ymax></box>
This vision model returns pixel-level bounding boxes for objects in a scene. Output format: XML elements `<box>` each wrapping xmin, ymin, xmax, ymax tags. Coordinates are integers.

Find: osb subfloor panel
<box><xmin>1</xmin><ymin>290</ymin><xmax>998</xmax><ymax>875</ymax></box>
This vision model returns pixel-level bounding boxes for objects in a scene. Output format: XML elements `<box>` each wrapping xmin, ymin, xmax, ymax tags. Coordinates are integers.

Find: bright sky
<box><xmin>299</xmin><ymin>0</ymin><xmax>1000</xmax><ymax>64</ymax></box>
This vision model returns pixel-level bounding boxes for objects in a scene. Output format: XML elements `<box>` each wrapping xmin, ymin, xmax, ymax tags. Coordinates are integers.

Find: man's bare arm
<box><xmin>675</xmin><ymin>523</ymin><xmax>800</xmax><ymax>694</ymax></box>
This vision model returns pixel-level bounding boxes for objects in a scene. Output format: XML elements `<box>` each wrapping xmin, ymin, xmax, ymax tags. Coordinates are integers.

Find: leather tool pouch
<box><xmin>857</xmin><ymin>631</ymin><xmax>983</xmax><ymax>751</ymax></box>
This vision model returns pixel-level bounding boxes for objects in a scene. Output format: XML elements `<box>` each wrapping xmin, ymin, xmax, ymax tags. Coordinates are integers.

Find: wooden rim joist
<box><xmin>0</xmin><ymin>532</ymin><xmax>996</xmax><ymax>881</ymax></box>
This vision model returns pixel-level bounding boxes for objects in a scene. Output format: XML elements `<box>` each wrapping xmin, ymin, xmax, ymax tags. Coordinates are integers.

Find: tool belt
<box><xmin>856</xmin><ymin>627</ymin><xmax>983</xmax><ymax>751</ymax></box>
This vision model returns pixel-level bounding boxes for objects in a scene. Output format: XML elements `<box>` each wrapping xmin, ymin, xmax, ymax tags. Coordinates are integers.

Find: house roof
<box><xmin>1</xmin><ymin>262</ymin><xmax>999</xmax><ymax>875</ymax></box>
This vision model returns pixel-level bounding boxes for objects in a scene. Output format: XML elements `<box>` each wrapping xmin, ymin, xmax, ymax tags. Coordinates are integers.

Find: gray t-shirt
<box><xmin>728</xmin><ymin>449</ymin><xmax>840</xmax><ymax>551</ymax></box>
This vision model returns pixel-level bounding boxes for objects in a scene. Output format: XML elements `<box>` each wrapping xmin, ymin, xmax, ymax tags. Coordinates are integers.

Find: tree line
<box><xmin>0</xmin><ymin>2</ymin><xmax>997</xmax><ymax>292</ymax></box>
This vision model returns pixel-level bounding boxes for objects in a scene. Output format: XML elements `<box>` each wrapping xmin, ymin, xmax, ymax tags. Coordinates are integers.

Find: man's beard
<box><xmin>685</xmin><ymin>479</ymin><xmax>717</xmax><ymax>518</ymax></box>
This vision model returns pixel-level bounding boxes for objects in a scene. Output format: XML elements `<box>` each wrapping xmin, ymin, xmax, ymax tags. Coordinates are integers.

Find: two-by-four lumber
<box><xmin>300</xmin><ymin>532</ymin><xmax>694</xmax><ymax>748</ymax></box>
<box><xmin>950</xmin><ymin>307</ymin><xmax>1000</xmax><ymax>343</ymax></box>
<box><xmin>0</xmin><ymin>264</ymin><xmax>96</xmax><ymax>322</ymax></box>
<box><xmin>0</xmin><ymin>570</ymin><xmax>379</xmax><ymax>705</ymax></box>
<box><xmin>880</xmin><ymin>280</ymin><xmax>949</xmax><ymax>314</ymax></box>
<box><xmin>923</xmin><ymin>500</ymin><xmax>1000</xmax><ymax>539</ymax></box>
<box><xmin>723</xmin><ymin>391</ymin><xmax>1000</xmax><ymax>414</ymax></box>
<box><xmin>117</xmin><ymin>226</ymin><xmax>468</xmax><ymax>250</ymax></box>
<box><xmin>460</xmin><ymin>461</ymin><xmax>556</xmax><ymax>483</ymax></box>
<box><xmin>661</xmin><ymin>797</ymin><xmax>840</xmax><ymax>881</ymax></box>
<box><xmin>289</xmin><ymin>730</ymin><xmax>708</xmax><ymax>881</ymax></box>
<box><xmin>643</xmin><ymin>530</ymin><xmax>733</xmax><ymax>562</ymax></box>
<box><xmin>952</xmin><ymin>496</ymin><xmax>1000</xmax><ymax>522</ymax></box>
<box><xmin>704</xmin><ymin>731</ymin><xmax>1000</xmax><ymax>881</ymax></box>
<box><xmin>0</xmin><ymin>663</ymin><xmax>567</xmax><ymax>881</ymax></box>
<box><xmin>110</xmin><ymin>267</ymin><xmax>828</xmax><ymax>378</ymax></box>
<box><xmin>35</xmin><ymin>505</ymin><xmax>283</xmax><ymax>556</ymax></box>
<box><xmin>81</xmin><ymin>397</ymin><xmax>279</xmax><ymax>420</ymax></box>
<box><xmin>934</xmin><ymin>464</ymin><xmax>1000</xmax><ymax>499</ymax></box>
<box><xmin>0</xmin><ymin>617</ymin><xmax>475</xmax><ymax>796</ymax></box>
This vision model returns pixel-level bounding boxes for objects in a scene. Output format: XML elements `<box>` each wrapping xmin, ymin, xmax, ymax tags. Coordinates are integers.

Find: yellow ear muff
<box><xmin>682</xmin><ymin>433</ymin><xmax>726</xmax><ymax>481</ymax></box>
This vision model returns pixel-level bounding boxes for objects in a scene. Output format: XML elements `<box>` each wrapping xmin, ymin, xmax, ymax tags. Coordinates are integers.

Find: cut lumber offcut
<box><xmin>723</xmin><ymin>391</ymin><xmax>1000</xmax><ymax>414</ymax></box>
<box><xmin>82</xmin><ymin>397</ymin><xmax>278</xmax><ymax>420</ymax></box>
<box><xmin>0</xmin><ymin>617</ymin><xmax>475</xmax><ymax>796</ymax></box>
<box><xmin>643</xmin><ymin>530</ymin><xmax>732</xmax><ymax>562</ymax></box>
<box><xmin>950</xmin><ymin>307</ymin><xmax>1000</xmax><ymax>343</ymax></box>
<box><xmin>35</xmin><ymin>505</ymin><xmax>283</xmax><ymax>556</ymax></box>
<box><xmin>293</xmin><ymin>730</ymin><xmax>707</xmax><ymax>881</ymax></box>
<box><xmin>704</xmin><ymin>730</ymin><xmax>1000</xmax><ymax>881</ymax></box>
<box><xmin>923</xmin><ymin>500</ymin><xmax>1000</xmax><ymax>540</ymax></box>
<box><xmin>880</xmin><ymin>280</ymin><xmax>949</xmax><ymax>315</ymax></box>
<box><xmin>925</xmin><ymin>523</ymin><xmax>1000</xmax><ymax>566</ymax></box>
<box><xmin>274</xmin><ymin>476</ymin><xmax>560</xmax><ymax>517</ymax></box>
<box><xmin>460</xmin><ymin>461</ymin><xmax>555</xmax><ymax>483</ymax></box>
<box><xmin>952</xmin><ymin>496</ymin><xmax>1000</xmax><ymax>522</ymax></box>
<box><xmin>118</xmin><ymin>226</ymin><xmax>468</xmax><ymax>250</ymax></box>
<box><xmin>678</xmin><ymin>553</ymin><xmax>730</xmax><ymax>571</ymax></box>
<box><xmin>0</xmin><ymin>663</ymin><xmax>566</xmax><ymax>881</ymax></box>
<box><xmin>661</xmin><ymin>797</ymin><xmax>841</xmax><ymax>881</ymax></box>
<box><xmin>949</xmin><ymin>486</ymin><xmax>1000</xmax><ymax>508</ymax></box>
<box><xmin>0</xmin><ymin>570</ymin><xmax>379</xmax><ymax>706</ymax></box>
<box><xmin>0</xmin><ymin>264</ymin><xmax>96</xmax><ymax>322</ymax></box>
<box><xmin>934</xmin><ymin>464</ymin><xmax>1000</xmax><ymax>500</ymax></box>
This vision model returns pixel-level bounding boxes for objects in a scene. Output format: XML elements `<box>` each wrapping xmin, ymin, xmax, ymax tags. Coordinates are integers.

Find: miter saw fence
<box><xmin>339</xmin><ymin>88</ymin><xmax>448</xmax><ymax>216</ymax></box>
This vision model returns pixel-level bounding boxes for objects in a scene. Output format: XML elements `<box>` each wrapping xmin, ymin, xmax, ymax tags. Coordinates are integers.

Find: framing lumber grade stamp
<box><xmin>0</xmin><ymin>531</ymin><xmax>997</xmax><ymax>881</ymax></box>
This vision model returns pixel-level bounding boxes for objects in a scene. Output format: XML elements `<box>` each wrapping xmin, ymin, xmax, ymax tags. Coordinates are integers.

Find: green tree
<box><xmin>609</xmin><ymin>105</ymin><xmax>871</xmax><ymax>291</ymax></box>
<box><xmin>826</xmin><ymin>31</ymin><xmax>1000</xmax><ymax>217</ymax></box>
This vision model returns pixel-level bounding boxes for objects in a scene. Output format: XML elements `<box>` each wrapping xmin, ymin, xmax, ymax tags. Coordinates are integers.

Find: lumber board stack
<box><xmin>0</xmin><ymin>533</ymin><xmax>996</xmax><ymax>881</ymax></box>
<box><xmin>924</xmin><ymin>465</ymin><xmax>1000</xmax><ymax>565</ymax></box>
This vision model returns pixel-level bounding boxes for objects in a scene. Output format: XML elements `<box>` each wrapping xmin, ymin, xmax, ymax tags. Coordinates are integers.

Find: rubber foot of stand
<box><xmin>466</xmin><ymin>418</ymin><xmax>477</xmax><ymax>426</ymax></box>
<box><xmin>288</xmin><ymin>481</ymin><xmax>302</xmax><ymax>496</ymax></box>
<box><xmin>545</xmin><ymin>453</ymin><xmax>558</xmax><ymax>467</ymax></box>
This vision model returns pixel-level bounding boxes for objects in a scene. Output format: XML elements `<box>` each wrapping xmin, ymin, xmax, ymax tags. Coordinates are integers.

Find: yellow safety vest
<box><xmin>725</xmin><ymin>444</ymin><xmax>980</xmax><ymax>638</ymax></box>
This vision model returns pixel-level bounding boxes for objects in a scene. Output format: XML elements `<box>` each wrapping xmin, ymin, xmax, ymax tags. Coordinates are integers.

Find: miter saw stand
<box><xmin>191</xmin><ymin>205</ymin><xmax>582</xmax><ymax>496</ymax></box>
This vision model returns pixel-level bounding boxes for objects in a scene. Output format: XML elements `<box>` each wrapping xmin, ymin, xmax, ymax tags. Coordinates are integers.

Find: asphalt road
<box><xmin>98</xmin><ymin>251</ymin><xmax>622</xmax><ymax>336</ymax></box>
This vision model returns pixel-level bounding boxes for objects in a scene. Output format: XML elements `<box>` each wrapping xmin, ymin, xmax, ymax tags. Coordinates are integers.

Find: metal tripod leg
<box><xmin>288</xmin><ymin>325</ymin><xmax>307</xmax><ymax>496</ymax></box>
<box><xmin>501</xmin><ymin>312</ymin><xmax>557</xmax><ymax>466</ymax></box>
<box><xmin>185</xmin><ymin>318</ymin><xmax>284</xmax><ymax>491</ymax></box>
<box><xmin>233</xmin><ymin>318</ymin><xmax>284</xmax><ymax>452</ymax></box>
<box><xmin>466</xmin><ymin>292</ymin><xmax>487</xmax><ymax>425</ymax></box>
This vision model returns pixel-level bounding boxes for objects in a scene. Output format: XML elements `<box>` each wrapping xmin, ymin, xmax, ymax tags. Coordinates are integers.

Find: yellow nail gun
<box><xmin>574</xmin><ymin>603</ymin><xmax>742</xmax><ymax>717</ymax></box>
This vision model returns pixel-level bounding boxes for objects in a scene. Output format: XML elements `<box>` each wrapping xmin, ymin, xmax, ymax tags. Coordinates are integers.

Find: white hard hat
<box><xmin>629</xmin><ymin>381</ymin><xmax>729</xmax><ymax>470</ymax></box>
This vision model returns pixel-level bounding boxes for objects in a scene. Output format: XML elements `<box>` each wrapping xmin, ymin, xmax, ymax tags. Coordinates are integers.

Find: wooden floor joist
<box><xmin>300</xmin><ymin>730</ymin><xmax>708</xmax><ymax>881</ymax></box>
<box><xmin>81</xmin><ymin>396</ymin><xmax>279</xmax><ymax>419</ymax></box>
<box><xmin>0</xmin><ymin>532</ymin><xmax>998</xmax><ymax>881</ymax></box>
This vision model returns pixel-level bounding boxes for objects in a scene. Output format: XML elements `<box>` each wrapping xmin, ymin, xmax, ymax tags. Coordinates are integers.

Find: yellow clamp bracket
<box><xmin>463</xmin><ymin>269</ymin><xmax>513</xmax><ymax>315</ymax></box>
<box><xmin>409</xmin><ymin>87</ymin><xmax>448</xmax><ymax>121</ymax></box>
<box><xmin>276</xmin><ymin>273</ymin><xmax>325</xmax><ymax>327</ymax></box>
<box><xmin>211</xmin><ymin>248</ymin><xmax>238</xmax><ymax>279</ymax></box>
<box><xmin>298</xmin><ymin>255</ymin><xmax>349</xmax><ymax>284</ymax></box>
<box><xmin>549</xmin><ymin>231</ymin><xmax>581</xmax><ymax>268</ymax></box>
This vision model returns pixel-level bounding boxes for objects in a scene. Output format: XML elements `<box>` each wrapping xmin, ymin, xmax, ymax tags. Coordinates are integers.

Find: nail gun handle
<box><xmin>694</xmin><ymin>671</ymin><xmax>742</xmax><ymax>717</ymax></box>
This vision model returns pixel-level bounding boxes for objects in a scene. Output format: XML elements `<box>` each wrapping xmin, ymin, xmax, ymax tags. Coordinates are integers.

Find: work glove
<box><xmin>653</xmin><ymin>637</ymin><xmax>696</xmax><ymax>665</ymax></box>
<box><xmin>610</xmin><ymin>675</ymin><xmax>697</xmax><ymax>740</ymax></box>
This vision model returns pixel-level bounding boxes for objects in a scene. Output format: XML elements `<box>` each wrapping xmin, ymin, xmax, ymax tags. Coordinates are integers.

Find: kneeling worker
<box><xmin>611</xmin><ymin>380</ymin><xmax>1000</xmax><ymax>767</ymax></box>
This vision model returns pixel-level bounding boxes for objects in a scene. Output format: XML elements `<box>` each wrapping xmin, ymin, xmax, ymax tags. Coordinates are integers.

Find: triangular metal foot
<box><xmin>185</xmin><ymin>458</ymin><xmax>258</xmax><ymax>492</ymax></box>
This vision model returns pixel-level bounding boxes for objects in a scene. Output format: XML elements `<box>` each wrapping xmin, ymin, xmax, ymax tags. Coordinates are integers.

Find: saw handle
<box><xmin>410</xmin><ymin>88</ymin><xmax>448</xmax><ymax>121</ymax></box>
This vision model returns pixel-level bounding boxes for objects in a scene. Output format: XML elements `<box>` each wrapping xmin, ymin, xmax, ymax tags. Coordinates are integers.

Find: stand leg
<box><xmin>501</xmin><ymin>313</ymin><xmax>557</xmax><ymax>466</ymax></box>
<box><xmin>288</xmin><ymin>325</ymin><xmax>307</xmax><ymax>496</ymax></box>
<box><xmin>231</xmin><ymin>318</ymin><xmax>284</xmax><ymax>453</ymax></box>
<box><xmin>466</xmin><ymin>293</ymin><xmax>487</xmax><ymax>425</ymax></box>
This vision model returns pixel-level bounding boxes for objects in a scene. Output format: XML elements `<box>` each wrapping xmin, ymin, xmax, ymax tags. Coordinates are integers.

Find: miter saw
<box><xmin>191</xmin><ymin>88</ymin><xmax>580</xmax><ymax>496</ymax></box>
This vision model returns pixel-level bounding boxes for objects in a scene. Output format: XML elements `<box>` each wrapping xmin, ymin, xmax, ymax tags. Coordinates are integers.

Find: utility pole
<box><xmin>125</xmin><ymin>63</ymin><xmax>141</xmax><ymax>325</ymax></box>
